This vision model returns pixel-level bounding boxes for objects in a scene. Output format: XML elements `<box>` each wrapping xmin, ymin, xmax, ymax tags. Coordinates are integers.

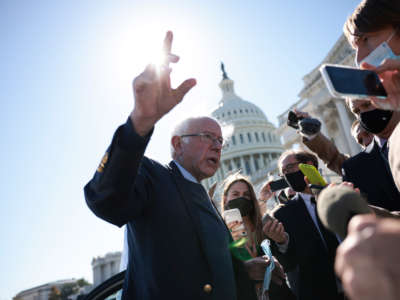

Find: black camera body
<box><xmin>287</xmin><ymin>111</ymin><xmax>321</xmax><ymax>136</ymax></box>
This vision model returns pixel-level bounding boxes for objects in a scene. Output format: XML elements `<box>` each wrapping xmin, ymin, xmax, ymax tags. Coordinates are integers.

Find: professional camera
<box><xmin>287</xmin><ymin>111</ymin><xmax>321</xmax><ymax>136</ymax></box>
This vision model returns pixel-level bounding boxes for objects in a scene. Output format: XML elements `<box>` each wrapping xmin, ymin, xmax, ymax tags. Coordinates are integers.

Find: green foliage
<box><xmin>48</xmin><ymin>279</ymin><xmax>91</xmax><ymax>300</ymax></box>
<box><xmin>48</xmin><ymin>286</ymin><xmax>61</xmax><ymax>300</ymax></box>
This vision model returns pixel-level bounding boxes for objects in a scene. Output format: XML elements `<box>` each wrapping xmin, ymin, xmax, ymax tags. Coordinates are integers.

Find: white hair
<box><xmin>170</xmin><ymin>116</ymin><xmax>221</xmax><ymax>158</ymax></box>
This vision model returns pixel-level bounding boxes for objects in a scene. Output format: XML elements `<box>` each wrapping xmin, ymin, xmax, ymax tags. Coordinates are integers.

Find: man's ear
<box><xmin>172</xmin><ymin>135</ymin><xmax>183</xmax><ymax>155</ymax></box>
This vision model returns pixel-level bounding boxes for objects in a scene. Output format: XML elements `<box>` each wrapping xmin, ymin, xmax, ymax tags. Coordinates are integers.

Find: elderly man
<box><xmin>84</xmin><ymin>32</ymin><xmax>257</xmax><ymax>300</ymax></box>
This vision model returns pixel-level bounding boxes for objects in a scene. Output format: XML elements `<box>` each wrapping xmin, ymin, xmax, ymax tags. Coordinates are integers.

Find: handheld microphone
<box><xmin>317</xmin><ymin>186</ymin><xmax>372</xmax><ymax>240</ymax></box>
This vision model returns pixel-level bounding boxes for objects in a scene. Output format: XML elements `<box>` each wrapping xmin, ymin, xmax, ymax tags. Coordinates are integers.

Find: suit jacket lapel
<box><xmin>167</xmin><ymin>162</ymin><xmax>237</xmax><ymax>299</ymax></box>
<box><xmin>295</xmin><ymin>195</ymin><xmax>328</xmax><ymax>250</ymax></box>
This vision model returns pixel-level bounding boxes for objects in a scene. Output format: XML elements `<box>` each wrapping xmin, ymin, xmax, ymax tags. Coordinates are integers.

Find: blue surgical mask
<box><xmin>356</xmin><ymin>30</ymin><xmax>400</xmax><ymax>67</ymax></box>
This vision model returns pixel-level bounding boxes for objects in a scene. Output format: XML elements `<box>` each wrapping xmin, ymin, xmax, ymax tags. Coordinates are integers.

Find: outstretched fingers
<box><xmin>172</xmin><ymin>78</ymin><xmax>197</xmax><ymax>103</ymax></box>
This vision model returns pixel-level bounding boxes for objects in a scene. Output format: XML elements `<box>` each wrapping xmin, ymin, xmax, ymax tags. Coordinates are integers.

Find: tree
<box><xmin>48</xmin><ymin>286</ymin><xmax>61</xmax><ymax>300</ymax></box>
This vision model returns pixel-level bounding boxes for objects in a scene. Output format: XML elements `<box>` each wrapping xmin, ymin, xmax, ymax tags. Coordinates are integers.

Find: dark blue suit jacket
<box><xmin>84</xmin><ymin>119</ymin><xmax>256</xmax><ymax>300</ymax></box>
<box><xmin>342</xmin><ymin>140</ymin><xmax>400</xmax><ymax>211</ymax></box>
<box><xmin>271</xmin><ymin>195</ymin><xmax>341</xmax><ymax>300</ymax></box>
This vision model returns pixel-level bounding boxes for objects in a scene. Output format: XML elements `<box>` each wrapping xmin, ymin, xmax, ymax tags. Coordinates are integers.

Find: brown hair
<box><xmin>344</xmin><ymin>0</ymin><xmax>400</xmax><ymax>45</ymax></box>
<box><xmin>278</xmin><ymin>149</ymin><xmax>319</xmax><ymax>172</ymax></box>
<box><xmin>221</xmin><ymin>172</ymin><xmax>264</xmax><ymax>244</ymax></box>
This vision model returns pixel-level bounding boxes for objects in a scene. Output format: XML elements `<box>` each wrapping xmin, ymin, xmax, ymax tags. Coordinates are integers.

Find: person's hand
<box><xmin>325</xmin><ymin>181</ymin><xmax>360</xmax><ymax>193</ymax></box>
<box><xmin>259</xmin><ymin>181</ymin><xmax>275</xmax><ymax>203</ymax></box>
<box><xmin>227</xmin><ymin>220</ymin><xmax>246</xmax><ymax>241</ymax></box>
<box><xmin>335</xmin><ymin>215</ymin><xmax>400</xmax><ymax>300</ymax></box>
<box><xmin>244</xmin><ymin>255</ymin><xmax>271</xmax><ymax>281</ymax></box>
<box><xmin>271</xmin><ymin>257</ymin><xmax>286</xmax><ymax>286</ymax></box>
<box><xmin>130</xmin><ymin>31</ymin><xmax>197</xmax><ymax>136</ymax></box>
<box><xmin>262</xmin><ymin>218</ymin><xmax>287</xmax><ymax>244</ymax></box>
<box><xmin>293</xmin><ymin>109</ymin><xmax>311</xmax><ymax>119</ymax></box>
<box><xmin>361</xmin><ymin>60</ymin><xmax>400</xmax><ymax>112</ymax></box>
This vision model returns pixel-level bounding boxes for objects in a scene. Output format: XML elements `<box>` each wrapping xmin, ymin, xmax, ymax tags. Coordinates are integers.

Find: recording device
<box><xmin>317</xmin><ymin>186</ymin><xmax>372</xmax><ymax>239</ymax></box>
<box><xmin>269</xmin><ymin>178</ymin><xmax>289</xmax><ymax>192</ymax></box>
<box><xmin>287</xmin><ymin>111</ymin><xmax>321</xmax><ymax>136</ymax></box>
<box><xmin>298</xmin><ymin>163</ymin><xmax>327</xmax><ymax>187</ymax></box>
<box><xmin>320</xmin><ymin>64</ymin><xmax>387</xmax><ymax>99</ymax></box>
<box><xmin>222</xmin><ymin>208</ymin><xmax>247</xmax><ymax>240</ymax></box>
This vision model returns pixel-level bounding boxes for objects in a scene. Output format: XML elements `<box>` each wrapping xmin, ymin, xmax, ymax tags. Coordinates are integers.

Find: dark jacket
<box><xmin>342</xmin><ymin>140</ymin><xmax>400</xmax><ymax>211</ymax></box>
<box><xmin>84</xmin><ymin>119</ymin><xmax>256</xmax><ymax>300</ymax></box>
<box><xmin>271</xmin><ymin>196</ymin><xmax>341</xmax><ymax>300</ymax></box>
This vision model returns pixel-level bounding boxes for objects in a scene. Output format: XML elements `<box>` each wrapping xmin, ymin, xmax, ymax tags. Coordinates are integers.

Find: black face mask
<box><xmin>359</xmin><ymin>109</ymin><xmax>393</xmax><ymax>134</ymax></box>
<box><xmin>224</xmin><ymin>197</ymin><xmax>254</xmax><ymax>217</ymax></box>
<box><xmin>284</xmin><ymin>170</ymin><xmax>307</xmax><ymax>192</ymax></box>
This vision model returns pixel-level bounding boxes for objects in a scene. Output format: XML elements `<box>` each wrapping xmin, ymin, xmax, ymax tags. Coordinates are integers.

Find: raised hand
<box><xmin>130</xmin><ymin>31</ymin><xmax>197</xmax><ymax>136</ymax></box>
<box><xmin>263</xmin><ymin>217</ymin><xmax>287</xmax><ymax>244</ymax></box>
<box><xmin>259</xmin><ymin>180</ymin><xmax>275</xmax><ymax>203</ymax></box>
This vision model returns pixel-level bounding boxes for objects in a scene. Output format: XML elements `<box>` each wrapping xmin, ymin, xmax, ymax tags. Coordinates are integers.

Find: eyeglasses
<box><xmin>281</xmin><ymin>162</ymin><xmax>300</xmax><ymax>175</ymax></box>
<box><xmin>180</xmin><ymin>133</ymin><xmax>224</xmax><ymax>146</ymax></box>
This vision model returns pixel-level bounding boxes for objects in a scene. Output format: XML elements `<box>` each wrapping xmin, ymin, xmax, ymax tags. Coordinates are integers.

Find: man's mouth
<box><xmin>207</xmin><ymin>157</ymin><xmax>219</xmax><ymax>166</ymax></box>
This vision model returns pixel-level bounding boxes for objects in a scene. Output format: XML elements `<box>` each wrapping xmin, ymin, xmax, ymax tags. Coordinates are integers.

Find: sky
<box><xmin>1</xmin><ymin>0</ymin><xmax>361</xmax><ymax>299</ymax></box>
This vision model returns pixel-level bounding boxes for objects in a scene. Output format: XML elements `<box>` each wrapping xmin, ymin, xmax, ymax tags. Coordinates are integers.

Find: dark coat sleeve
<box><xmin>303</xmin><ymin>133</ymin><xmax>349</xmax><ymax>176</ymax></box>
<box><xmin>84</xmin><ymin>118</ymin><xmax>155</xmax><ymax>227</ymax></box>
<box><xmin>270</xmin><ymin>204</ymin><xmax>298</xmax><ymax>272</ymax></box>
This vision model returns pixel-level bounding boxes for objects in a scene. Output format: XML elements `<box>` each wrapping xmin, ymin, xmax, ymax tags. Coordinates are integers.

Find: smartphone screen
<box><xmin>269</xmin><ymin>178</ymin><xmax>289</xmax><ymax>192</ymax></box>
<box><xmin>323</xmin><ymin>65</ymin><xmax>386</xmax><ymax>97</ymax></box>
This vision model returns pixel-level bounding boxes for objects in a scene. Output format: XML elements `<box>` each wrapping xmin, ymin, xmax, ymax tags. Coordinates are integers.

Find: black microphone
<box><xmin>316</xmin><ymin>186</ymin><xmax>372</xmax><ymax>240</ymax></box>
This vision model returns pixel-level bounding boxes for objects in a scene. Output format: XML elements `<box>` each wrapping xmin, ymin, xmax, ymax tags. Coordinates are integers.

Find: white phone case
<box><xmin>222</xmin><ymin>208</ymin><xmax>247</xmax><ymax>237</ymax></box>
<box><xmin>319</xmin><ymin>63</ymin><xmax>386</xmax><ymax>100</ymax></box>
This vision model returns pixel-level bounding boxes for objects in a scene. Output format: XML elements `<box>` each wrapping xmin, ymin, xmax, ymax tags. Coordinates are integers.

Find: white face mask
<box><xmin>356</xmin><ymin>30</ymin><xmax>400</xmax><ymax>67</ymax></box>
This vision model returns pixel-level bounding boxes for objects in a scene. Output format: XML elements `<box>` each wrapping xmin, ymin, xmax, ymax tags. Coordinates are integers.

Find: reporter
<box><xmin>341</xmin><ymin>0</ymin><xmax>400</xmax><ymax>211</ymax></box>
<box><xmin>221</xmin><ymin>173</ymin><xmax>295</xmax><ymax>300</ymax></box>
<box><xmin>344</xmin><ymin>0</ymin><xmax>400</xmax><ymax>112</ymax></box>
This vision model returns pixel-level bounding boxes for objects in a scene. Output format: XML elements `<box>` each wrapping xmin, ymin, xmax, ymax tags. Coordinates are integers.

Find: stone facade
<box><xmin>91</xmin><ymin>251</ymin><xmax>121</xmax><ymax>287</ymax></box>
<box><xmin>204</xmin><ymin>66</ymin><xmax>284</xmax><ymax>210</ymax></box>
<box><xmin>276</xmin><ymin>34</ymin><xmax>361</xmax><ymax>182</ymax></box>
<box><xmin>13</xmin><ymin>279</ymin><xmax>80</xmax><ymax>300</ymax></box>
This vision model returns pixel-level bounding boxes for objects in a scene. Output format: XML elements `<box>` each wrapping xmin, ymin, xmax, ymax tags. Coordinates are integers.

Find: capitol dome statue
<box><xmin>203</xmin><ymin>63</ymin><xmax>284</xmax><ymax>198</ymax></box>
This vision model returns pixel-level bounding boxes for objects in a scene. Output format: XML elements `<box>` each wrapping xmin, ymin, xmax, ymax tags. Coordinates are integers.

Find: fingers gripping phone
<box><xmin>320</xmin><ymin>64</ymin><xmax>387</xmax><ymax>99</ymax></box>
<box><xmin>222</xmin><ymin>208</ymin><xmax>247</xmax><ymax>240</ymax></box>
<box><xmin>298</xmin><ymin>163</ymin><xmax>327</xmax><ymax>187</ymax></box>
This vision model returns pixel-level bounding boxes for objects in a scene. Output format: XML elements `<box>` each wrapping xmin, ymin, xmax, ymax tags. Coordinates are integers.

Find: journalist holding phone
<box><xmin>334</xmin><ymin>1</ymin><xmax>400</xmax><ymax>300</ymax></box>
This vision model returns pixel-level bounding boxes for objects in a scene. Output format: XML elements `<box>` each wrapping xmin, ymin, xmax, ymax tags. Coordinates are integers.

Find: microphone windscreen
<box><xmin>317</xmin><ymin>186</ymin><xmax>372</xmax><ymax>239</ymax></box>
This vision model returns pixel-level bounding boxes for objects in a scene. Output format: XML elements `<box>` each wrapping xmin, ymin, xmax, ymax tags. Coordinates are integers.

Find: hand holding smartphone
<box><xmin>298</xmin><ymin>163</ymin><xmax>327</xmax><ymax>187</ymax></box>
<box><xmin>223</xmin><ymin>208</ymin><xmax>247</xmax><ymax>241</ymax></box>
<box><xmin>320</xmin><ymin>64</ymin><xmax>387</xmax><ymax>99</ymax></box>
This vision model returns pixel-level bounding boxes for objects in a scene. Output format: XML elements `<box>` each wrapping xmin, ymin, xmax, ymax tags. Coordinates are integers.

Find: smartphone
<box><xmin>222</xmin><ymin>208</ymin><xmax>247</xmax><ymax>239</ymax></box>
<box><xmin>320</xmin><ymin>64</ymin><xmax>387</xmax><ymax>99</ymax></box>
<box><xmin>298</xmin><ymin>163</ymin><xmax>327</xmax><ymax>187</ymax></box>
<box><xmin>269</xmin><ymin>178</ymin><xmax>289</xmax><ymax>192</ymax></box>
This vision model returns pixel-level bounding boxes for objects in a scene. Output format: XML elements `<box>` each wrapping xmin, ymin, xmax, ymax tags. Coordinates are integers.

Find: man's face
<box><xmin>176</xmin><ymin>118</ymin><xmax>222</xmax><ymax>182</ymax></box>
<box><xmin>348</xmin><ymin>98</ymin><xmax>376</xmax><ymax>116</ymax></box>
<box><xmin>351</xmin><ymin>26</ymin><xmax>400</xmax><ymax>65</ymax></box>
<box><xmin>280</xmin><ymin>154</ymin><xmax>300</xmax><ymax>176</ymax></box>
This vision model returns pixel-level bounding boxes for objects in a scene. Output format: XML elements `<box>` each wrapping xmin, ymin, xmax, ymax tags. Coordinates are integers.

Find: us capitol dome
<box><xmin>203</xmin><ymin>64</ymin><xmax>284</xmax><ymax>198</ymax></box>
